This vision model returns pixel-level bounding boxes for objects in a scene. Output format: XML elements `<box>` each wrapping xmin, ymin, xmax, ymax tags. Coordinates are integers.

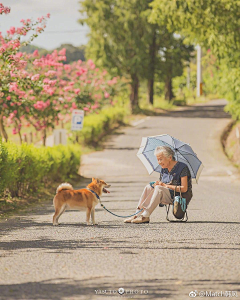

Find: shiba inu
<box><xmin>53</xmin><ymin>178</ymin><xmax>110</xmax><ymax>225</ymax></box>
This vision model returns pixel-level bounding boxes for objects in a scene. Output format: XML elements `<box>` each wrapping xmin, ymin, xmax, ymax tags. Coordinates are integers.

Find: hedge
<box><xmin>0</xmin><ymin>140</ymin><xmax>81</xmax><ymax>198</ymax></box>
<box><xmin>0</xmin><ymin>106</ymin><xmax>127</xmax><ymax>199</ymax></box>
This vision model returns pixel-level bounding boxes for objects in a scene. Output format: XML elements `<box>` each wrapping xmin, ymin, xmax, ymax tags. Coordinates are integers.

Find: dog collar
<box><xmin>87</xmin><ymin>188</ymin><xmax>100</xmax><ymax>200</ymax></box>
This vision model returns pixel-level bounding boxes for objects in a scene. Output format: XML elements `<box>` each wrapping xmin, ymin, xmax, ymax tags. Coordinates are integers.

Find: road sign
<box><xmin>71</xmin><ymin>109</ymin><xmax>84</xmax><ymax>131</ymax></box>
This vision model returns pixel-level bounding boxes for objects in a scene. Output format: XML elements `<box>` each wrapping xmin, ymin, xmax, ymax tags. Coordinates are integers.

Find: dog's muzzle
<box><xmin>103</xmin><ymin>185</ymin><xmax>111</xmax><ymax>193</ymax></box>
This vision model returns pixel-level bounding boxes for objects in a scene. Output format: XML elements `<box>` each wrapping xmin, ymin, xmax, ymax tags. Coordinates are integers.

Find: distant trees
<box><xmin>153</xmin><ymin>31</ymin><xmax>194</xmax><ymax>101</ymax></box>
<box><xmin>57</xmin><ymin>44</ymin><xmax>85</xmax><ymax>64</ymax></box>
<box><xmin>20</xmin><ymin>44</ymin><xmax>86</xmax><ymax>64</ymax></box>
<box><xmin>79</xmin><ymin>0</ymin><xmax>193</xmax><ymax>111</ymax></box>
<box><xmin>79</xmin><ymin>0</ymin><xmax>151</xmax><ymax>112</ymax></box>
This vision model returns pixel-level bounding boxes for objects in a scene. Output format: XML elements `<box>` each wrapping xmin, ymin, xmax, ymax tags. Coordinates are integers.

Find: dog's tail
<box><xmin>56</xmin><ymin>183</ymin><xmax>73</xmax><ymax>194</ymax></box>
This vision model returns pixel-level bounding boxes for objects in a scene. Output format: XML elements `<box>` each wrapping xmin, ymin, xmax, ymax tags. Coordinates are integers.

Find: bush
<box><xmin>0</xmin><ymin>140</ymin><xmax>81</xmax><ymax>198</ymax></box>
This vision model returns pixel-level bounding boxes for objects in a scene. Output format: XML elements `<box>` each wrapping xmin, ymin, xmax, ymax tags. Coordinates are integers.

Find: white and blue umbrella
<box><xmin>137</xmin><ymin>134</ymin><xmax>203</xmax><ymax>183</ymax></box>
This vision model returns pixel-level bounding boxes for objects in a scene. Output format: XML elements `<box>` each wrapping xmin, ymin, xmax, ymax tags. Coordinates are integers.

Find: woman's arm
<box><xmin>157</xmin><ymin>176</ymin><xmax>188</xmax><ymax>193</ymax></box>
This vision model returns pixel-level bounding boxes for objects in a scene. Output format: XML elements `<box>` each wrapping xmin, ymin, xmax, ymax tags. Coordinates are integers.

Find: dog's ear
<box><xmin>96</xmin><ymin>178</ymin><xmax>100</xmax><ymax>183</ymax></box>
<box><xmin>92</xmin><ymin>177</ymin><xmax>95</xmax><ymax>182</ymax></box>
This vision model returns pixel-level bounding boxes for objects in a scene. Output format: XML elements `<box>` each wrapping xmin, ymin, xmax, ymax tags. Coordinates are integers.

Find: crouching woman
<box><xmin>124</xmin><ymin>146</ymin><xmax>192</xmax><ymax>224</ymax></box>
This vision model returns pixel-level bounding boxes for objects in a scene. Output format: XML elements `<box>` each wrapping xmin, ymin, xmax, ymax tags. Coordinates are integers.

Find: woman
<box><xmin>124</xmin><ymin>145</ymin><xmax>193</xmax><ymax>224</ymax></box>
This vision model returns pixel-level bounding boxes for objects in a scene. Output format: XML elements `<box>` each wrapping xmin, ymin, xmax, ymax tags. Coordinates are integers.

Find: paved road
<box><xmin>0</xmin><ymin>99</ymin><xmax>239</xmax><ymax>300</ymax></box>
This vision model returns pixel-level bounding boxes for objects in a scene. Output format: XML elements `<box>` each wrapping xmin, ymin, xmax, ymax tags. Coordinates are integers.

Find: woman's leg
<box><xmin>124</xmin><ymin>184</ymin><xmax>153</xmax><ymax>223</ymax></box>
<box><xmin>141</xmin><ymin>186</ymin><xmax>172</xmax><ymax>218</ymax></box>
<box><xmin>136</xmin><ymin>184</ymin><xmax>155</xmax><ymax>210</ymax></box>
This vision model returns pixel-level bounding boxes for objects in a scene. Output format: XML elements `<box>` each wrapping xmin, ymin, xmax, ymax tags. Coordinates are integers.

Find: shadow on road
<box><xmin>1</xmin><ymin>232</ymin><xmax>239</xmax><ymax>252</ymax></box>
<box><xmin>159</xmin><ymin>104</ymin><xmax>231</xmax><ymax>119</ymax></box>
<box><xmin>0</xmin><ymin>277</ymin><xmax>238</xmax><ymax>300</ymax></box>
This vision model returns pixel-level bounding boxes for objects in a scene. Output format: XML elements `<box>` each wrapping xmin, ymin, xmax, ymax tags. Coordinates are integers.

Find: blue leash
<box><xmin>87</xmin><ymin>188</ymin><xmax>143</xmax><ymax>218</ymax></box>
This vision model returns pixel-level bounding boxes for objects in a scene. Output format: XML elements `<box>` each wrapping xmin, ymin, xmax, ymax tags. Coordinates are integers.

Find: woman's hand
<box><xmin>154</xmin><ymin>181</ymin><xmax>166</xmax><ymax>187</ymax></box>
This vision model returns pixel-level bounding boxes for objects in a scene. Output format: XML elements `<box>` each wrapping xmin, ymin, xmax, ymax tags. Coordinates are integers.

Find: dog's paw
<box><xmin>53</xmin><ymin>223</ymin><xmax>59</xmax><ymax>226</ymax></box>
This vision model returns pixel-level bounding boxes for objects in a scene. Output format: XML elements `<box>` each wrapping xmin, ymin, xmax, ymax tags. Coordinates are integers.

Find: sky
<box><xmin>0</xmin><ymin>0</ymin><xmax>89</xmax><ymax>50</ymax></box>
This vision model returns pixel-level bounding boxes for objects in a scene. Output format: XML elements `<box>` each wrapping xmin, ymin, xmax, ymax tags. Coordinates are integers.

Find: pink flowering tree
<box><xmin>0</xmin><ymin>2</ymin><xmax>121</xmax><ymax>146</ymax></box>
<box><xmin>21</xmin><ymin>49</ymin><xmax>72</xmax><ymax>145</ymax></box>
<box><xmin>23</xmin><ymin>52</ymin><xmax>121</xmax><ymax>145</ymax></box>
<box><xmin>60</xmin><ymin>58</ymin><xmax>120</xmax><ymax>115</ymax></box>
<box><xmin>0</xmin><ymin>2</ymin><xmax>50</xmax><ymax>141</ymax></box>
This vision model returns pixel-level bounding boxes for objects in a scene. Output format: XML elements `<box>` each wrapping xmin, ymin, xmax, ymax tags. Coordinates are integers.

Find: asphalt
<box><xmin>0</xmin><ymin>99</ymin><xmax>239</xmax><ymax>300</ymax></box>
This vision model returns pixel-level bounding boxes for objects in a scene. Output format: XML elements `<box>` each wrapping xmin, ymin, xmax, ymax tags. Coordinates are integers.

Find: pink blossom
<box><xmin>33</xmin><ymin>101</ymin><xmax>49</xmax><ymax>111</ymax></box>
<box><xmin>64</xmin><ymin>86</ymin><xmax>72</xmax><ymax>92</ymax></box>
<box><xmin>59</xmin><ymin>48</ymin><xmax>66</xmax><ymax>56</ymax></box>
<box><xmin>45</xmin><ymin>70</ymin><xmax>57</xmax><ymax>77</ymax></box>
<box><xmin>74</xmin><ymin>88</ymin><xmax>80</xmax><ymax>94</ymax></box>
<box><xmin>48</xmin><ymin>80</ymin><xmax>57</xmax><ymax>86</ymax></box>
<box><xmin>92</xmin><ymin>104</ymin><xmax>99</xmax><ymax>110</ymax></box>
<box><xmin>43</xmin><ymin>78</ymin><xmax>50</xmax><ymax>84</ymax></box>
<box><xmin>7</xmin><ymin>26</ymin><xmax>16</xmax><ymax>35</ymax></box>
<box><xmin>6</xmin><ymin>96</ymin><xmax>11</xmax><ymax>100</ymax></box>
<box><xmin>33</xmin><ymin>50</ymin><xmax>39</xmax><ymax>57</ymax></box>
<box><xmin>72</xmin><ymin>103</ymin><xmax>77</xmax><ymax>109</ymax></box>
<box><xmin>31</xmin><ymin>74</ymin><xmax>40</xmax><ymax>81</ymax></box>
<box><xmin>12</xmin><ymin>128</ymin><xmax>17</xmax><ymax>135</ymax></box>
<box><xmin>9</xmin><ymin>82</ymin><xmax>18</xmax><ymax>92</ymax></box>
<box><xmin>104</xmin><ymin>92</ymin><xmax>110</xmax><ymax>98</ymax></box>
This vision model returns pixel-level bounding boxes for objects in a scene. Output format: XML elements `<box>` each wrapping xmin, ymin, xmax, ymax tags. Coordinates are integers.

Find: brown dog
<box><xmin>53</xmin><ymin>178</ymin><xmax>111</xmax><ymax>226</ymax></box>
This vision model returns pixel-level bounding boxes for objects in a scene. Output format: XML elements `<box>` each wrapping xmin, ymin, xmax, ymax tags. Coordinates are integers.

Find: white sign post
<box><xmin>53</xmin><ymin>129</ymin><xmax>67</xmax><ymax>145</ymax></box>
<box><xmin>71</xmin><ymin>110</ymin><xmax>84</xmax><ymax>131</ymax></box>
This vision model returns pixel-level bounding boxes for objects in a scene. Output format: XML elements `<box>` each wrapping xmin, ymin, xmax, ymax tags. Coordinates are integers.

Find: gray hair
<box><xmin>154</xmin><ymin>146</ymin><xmax>176</xmax><ymax>161</ymax></box>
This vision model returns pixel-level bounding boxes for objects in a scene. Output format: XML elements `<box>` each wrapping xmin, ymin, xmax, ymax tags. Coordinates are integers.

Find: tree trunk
<box><xmin>43</xmin><ymin>129</ymin><xmax>47</xmax><ymax>146</ymax></box>
<box><xmin>18</xmin><ymin>131</ymin><xmax>22</xmax><ymax>144</ymax></box>
<box><xmin>130</xmin><ymin>74</ymin><xmax>139</xmax><ymax>113</ymax></box>
<box><xmin>0</xmin><ymin>111</ymin><xmax>8</xmax><ymax>142</ymax></box>
<box><xmin>148</xmin><ymin>78</ymin><xmax>154</xmax><ymax>105</ymax></box>
<box><xmin>164</xmin><ymin>77</ymin><xmax>174</xmax><ymax>101</ymax></box>
<box><xmin>148</xmin><ymin>29</ymin><xmax>157</xmax><ymax>105</ymax></box>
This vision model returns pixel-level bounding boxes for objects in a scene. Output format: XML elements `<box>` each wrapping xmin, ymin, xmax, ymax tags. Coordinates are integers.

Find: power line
<box><xmin>44</xmin><ymin>29</ymin><xmax>89</xmax><ymax>34</ymax></box>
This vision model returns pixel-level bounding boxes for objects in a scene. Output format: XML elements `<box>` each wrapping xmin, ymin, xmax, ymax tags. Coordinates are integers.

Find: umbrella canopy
<box><xmin>137</xmin><ymin>134</ymin><xmax>203</xmax><ymax>183</ymax></box>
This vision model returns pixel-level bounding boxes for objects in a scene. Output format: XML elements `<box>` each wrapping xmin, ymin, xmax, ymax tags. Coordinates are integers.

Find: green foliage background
<box><xmin>150</xmin><ymin>0</ymin><xmax>240</xmax><ymax>119</ymax></box>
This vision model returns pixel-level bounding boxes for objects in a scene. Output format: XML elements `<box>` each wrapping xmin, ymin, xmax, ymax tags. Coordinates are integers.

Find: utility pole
<box><xmin>197</xmin><ymin>45</ymin><xmax>202</xmax><ymax>97</ymax></box>
<box><xmin>187</xmin><ymin>65</ymin><xmax>190</xmax><ymax>89</ymax></box>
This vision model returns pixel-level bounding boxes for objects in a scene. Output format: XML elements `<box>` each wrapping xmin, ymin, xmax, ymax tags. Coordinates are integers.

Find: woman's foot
<box><xmin>131</xmin><ymin>215</ymin><xmax>150</xmax><ymax>224</ymax></box>
<box><xmin>124</xmin><ymin>215</ymin><xmax>138</xmax><ymax>223</ymax></box>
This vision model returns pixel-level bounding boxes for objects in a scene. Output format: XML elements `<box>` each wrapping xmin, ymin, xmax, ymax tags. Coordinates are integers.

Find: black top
<box><xmin>160</xmin><ymin>161</ymin><xmax>192</xmax><ymax>200</ymax></box>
